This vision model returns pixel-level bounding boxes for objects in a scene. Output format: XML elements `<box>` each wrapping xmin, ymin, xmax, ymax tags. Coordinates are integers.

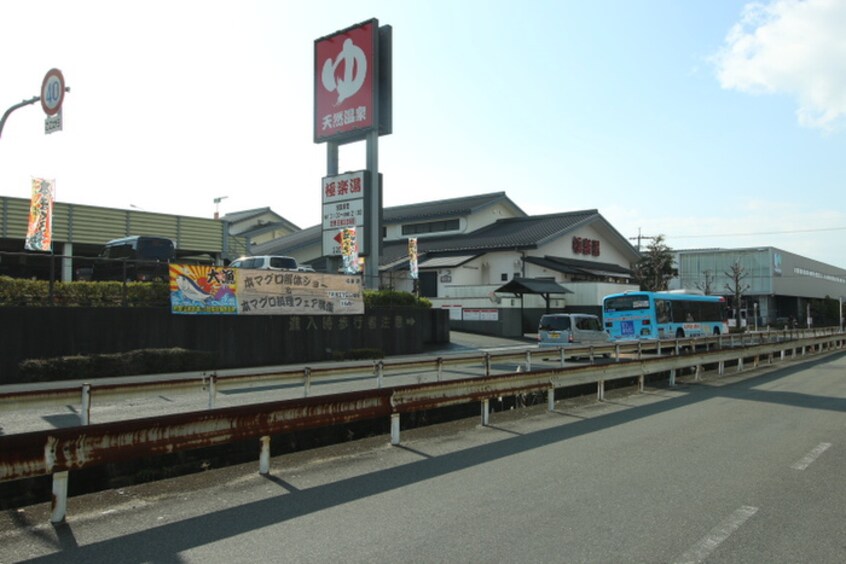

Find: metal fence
<box><xmin>1</xmin><ymin>329</ymin><xmax>843</xmax><ymax>523</ymax></box>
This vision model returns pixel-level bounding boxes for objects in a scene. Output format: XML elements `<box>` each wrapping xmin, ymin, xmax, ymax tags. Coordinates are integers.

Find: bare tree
<box><xmin>724</xmin><ymin>260</ymin><xmax>750</xmax><ymax>331</ymax></box>
<box><xmin>633</xmin><ymin>234</ymin><xmax>675</xmax><ymax>292</ymax></box>
<box><xmin>695</xmin><ymin>270</ymin><xmax>715</xmax><ymax>295</ymax></box>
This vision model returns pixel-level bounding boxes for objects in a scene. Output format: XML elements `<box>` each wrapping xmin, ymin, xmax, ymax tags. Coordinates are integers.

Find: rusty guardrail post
<box><xmin>391</xmin><ymin>413</ymin><xmax>400</xmax><ymax>445</ymax></box>
<box><xmin>205</xmin><ymin>373</ymin><xmax>217</xmax><ymax>409</ymax></box>
<box><xmin>303</xmin><ymin>367</ymin><xmax>311</xmax><ymax>397</ymax></box>
<box><xmin>51</xmin><ymin>471</ymin><xmax>69</xmax><ymax>523</ymax></box>
<box><xmin>80</xmin><ymin>383</ymin><xmax>91</xmax><ymax>425</ymax></box>
<box><xmin>376</xmin><ymin>360</ymin><xmax>384</xmax><ymax>389</ymax></box>
<box><xmin>259</xmin><ymin>436</ymin><xmax>271</xmax><ymax>475</ymax></box>
<box><xmin>484</xmin><ymin>353</ymin><xmax>491</xmax><ymax>378</ymax></box>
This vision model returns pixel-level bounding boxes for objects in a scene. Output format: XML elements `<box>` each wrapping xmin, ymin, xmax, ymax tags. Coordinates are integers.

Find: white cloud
<box><xmin>713</xmin><ymin>0</ymin><xmax>846</xmax><ymax>130</ymax></box>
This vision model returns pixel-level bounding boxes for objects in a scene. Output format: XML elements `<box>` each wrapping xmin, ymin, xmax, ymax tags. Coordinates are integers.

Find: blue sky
<box><xmin>2</xmin><ymin>0</ymin><xmax>845</xmax><ymax>268</ymax></box>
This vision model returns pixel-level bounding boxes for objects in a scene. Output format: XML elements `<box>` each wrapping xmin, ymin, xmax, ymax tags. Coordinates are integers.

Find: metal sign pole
<box><xmin>365</xmin><ymin>130</ymin><xmax>380</xmax><ymax>289</ymax></box>
<box><xmin>326</xmin><ymin>142</ymin><xmax>340</xmax><ymax>274</ymax></box>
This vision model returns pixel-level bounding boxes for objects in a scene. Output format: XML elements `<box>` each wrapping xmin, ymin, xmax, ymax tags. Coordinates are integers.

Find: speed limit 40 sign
<box><xmin>41</xmin><ymin>68</ymin><xmax>66</xmax><ymax>116</ymax></box>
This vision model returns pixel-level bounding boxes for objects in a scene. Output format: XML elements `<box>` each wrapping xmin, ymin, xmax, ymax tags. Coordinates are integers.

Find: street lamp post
<box><xmin>0</xmin><ymin>69</ymin><xmax>70</xmax><ymax>137</ymax></box>
<box><xmin>0</xmin><ymin>96</ymin><xmax>40</xmax><ymax>139</ymax></box>
<box><xmin>213</xmin><ymin>196</ymin><xmax>228</xmax><ymax>220</ymax></box>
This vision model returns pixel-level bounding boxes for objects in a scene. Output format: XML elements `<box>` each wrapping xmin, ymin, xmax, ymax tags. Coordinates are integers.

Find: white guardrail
<box><xmin>0</xmin><ymin>328</ymin><xmax>841</xmax><ymax>419</ymax></box>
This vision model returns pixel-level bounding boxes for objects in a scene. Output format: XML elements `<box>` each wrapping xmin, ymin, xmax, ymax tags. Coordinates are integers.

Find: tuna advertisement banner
<box><xmin>170</xmin><ymin>264</ymin><xmax>363</xmax><ymax>316</ymax></box>
<box><xmin>170</xmin><ymin>264</ymin><xmax>238</xmax><ymax>314</ymax></box>
<box><xmin>25</xmin><ymin>178</ymin><xmax>54</xmax><ymax>252</ymax></box>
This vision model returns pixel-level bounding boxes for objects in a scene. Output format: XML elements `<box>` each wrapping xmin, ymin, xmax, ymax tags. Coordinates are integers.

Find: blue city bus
<box><xmin>602</xmin><ymin>291</ymin><xmax>728</xmax><ymax>340</ymax></box>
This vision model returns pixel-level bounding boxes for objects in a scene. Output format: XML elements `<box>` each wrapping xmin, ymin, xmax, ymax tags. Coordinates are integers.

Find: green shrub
<box><xmin>17</xmin><ymin>348</ymin><xmax>216</xmax><ymax>382</ymax></box>
<box><xmin>1</xmin><ymin>277</ymin><xmax>430</xmax><ymax>310</ymax></box>
<box><xmin>364</xmin><ymin>289</ymin><xmax>431</xmax><ymax>309</ymax></box>
<box><xmin>0</xmin><ymin>276</ymin><xmax>169</xmax><ymax>307</ymax></box>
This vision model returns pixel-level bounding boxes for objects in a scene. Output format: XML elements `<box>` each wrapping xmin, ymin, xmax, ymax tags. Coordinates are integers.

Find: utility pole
<box><xmin>628</xmin><ymin>228</ymin><xmax>657</xmax><ymax>253</ymax></box>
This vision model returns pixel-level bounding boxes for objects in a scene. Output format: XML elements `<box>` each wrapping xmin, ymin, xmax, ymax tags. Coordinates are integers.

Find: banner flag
<box><xmin>408</xmin><ymin>237</ymin><xmax>418</xmax><ymax>280</ymax></box>
<box><xmin>25</xmin><ymin>178</ymin><xmax>55</xmax><ymax>252</ymax></box>
<box><xmin>341</xmin><ymin>227</ymin><xmax>360</xmax><ymax>274</ymax></box>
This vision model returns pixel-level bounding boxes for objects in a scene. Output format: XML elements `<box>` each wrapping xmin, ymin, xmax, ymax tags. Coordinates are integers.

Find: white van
<box><xmin>538</xmin><ymin>313</ymin><xmax>611</xmax><ymax>348</ymax></box>
<box><xmin>229</xmin><ymin>255</ymin><xmax>298</xmax><ymax>271</ymax></box>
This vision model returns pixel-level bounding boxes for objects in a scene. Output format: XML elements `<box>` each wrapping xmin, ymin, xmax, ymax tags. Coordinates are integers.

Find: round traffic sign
<box><xmin>41</xmin><ymin>68</ymin><xmax>66</xmax><ymax>116</ymax></box>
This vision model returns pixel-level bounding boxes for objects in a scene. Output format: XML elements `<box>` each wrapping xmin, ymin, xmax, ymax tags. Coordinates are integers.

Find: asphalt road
<box><xmin>2</xmin><ymin>349</ymin><xmax>844</xmax><ymax>563</ymax></box>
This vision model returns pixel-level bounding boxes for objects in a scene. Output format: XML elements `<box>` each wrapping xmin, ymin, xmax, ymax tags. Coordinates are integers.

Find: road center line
<box><xmin>674</xmin><ymin>505</ymin><xmax>759</xmax><ymax>564</ymax></box>
<box><xmin>791</xmin><ymin>442</ymin><xmax>832</xmax><ymax>471</ymax></box>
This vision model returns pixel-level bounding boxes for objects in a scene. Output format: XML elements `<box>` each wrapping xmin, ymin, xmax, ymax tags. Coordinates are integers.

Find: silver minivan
<box><xmin>537</xmin><ymin>313</ymin><xmax>611</xmax><ymax>348</ymax></box>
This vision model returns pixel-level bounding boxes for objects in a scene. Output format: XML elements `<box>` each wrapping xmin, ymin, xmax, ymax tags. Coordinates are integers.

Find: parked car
<box><xmin>537</xmin><ymin>313</ymin><xmax>611</xmax><ymax>348</ymax></box>
<box><xmin>91</xmin><ymin>236</ymin><xmax>175</xmax><ymax>282</ymax></box>
<box><xmin>229</xmin><ymin>255</ymin><xmax>298</xmax><ymax>271</ymax></box>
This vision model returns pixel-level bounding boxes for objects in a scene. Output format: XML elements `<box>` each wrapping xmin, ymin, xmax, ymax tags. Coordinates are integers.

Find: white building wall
<box><xmin>536</xmin><ymin>224</ymin><xmax>631</xmax><ymax>265</ymax></box>
<box><xmin>566</xmin><ymin>282</ymin><xmax>637</xmax><ymax>307</ymax></box>
<box><xmin>287</xmin><ymin>242</ymin><xmax>322</xmax><ymax>266</ymax></box>
<box><xmin>480</xmin><ymin>251</ymin><xmax>525</xmax><ymax>285</ymax></box>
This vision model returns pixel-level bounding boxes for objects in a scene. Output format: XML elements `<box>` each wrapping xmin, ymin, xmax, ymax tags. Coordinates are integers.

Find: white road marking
<box><xmin>674</xmin><ymin>505</ymin><xmax>759</xmax><ymax>564</ymax></box>
<box><xmin>791</xmin><ymin>442</ymin><xmax>832</xmax><ymax>471</ymax></box>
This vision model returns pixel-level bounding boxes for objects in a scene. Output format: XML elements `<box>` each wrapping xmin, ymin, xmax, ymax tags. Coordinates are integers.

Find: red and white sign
<box><xmin>40</xmin><ymin>69</ymin><xmax>65</xmax><ymax>116</ymax></box>
<box><xmin>322</xmin><ymin>170</ymin><xmax>369</xmax><ymax>256</ymax></box>
<box><xmin>322</xmin><ymin>170</ymin><xmax>366</xmax><ymax>204</ymax></box>
<box><xmin>463</xmin><ymin>308</ymin><xmax>499</xmax><ymax>322</ymax></box>
<box><xmin>314</xmin><ymin>19</ymin><xmax>377</xmax><ymax>142</ymax></box>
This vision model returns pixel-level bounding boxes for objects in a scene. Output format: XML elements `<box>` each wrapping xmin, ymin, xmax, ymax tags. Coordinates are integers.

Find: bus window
<box><xmin>656</xmin><ymin>300</ymin><xmax>670</xmax><ymax>324</ymax></box>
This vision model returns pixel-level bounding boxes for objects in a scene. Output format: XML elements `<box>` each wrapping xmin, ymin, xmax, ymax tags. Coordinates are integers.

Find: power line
<box><xmin>669</xmin><ymin>226</ymin><xmax>846</xmax><ymax>239</ymax></box>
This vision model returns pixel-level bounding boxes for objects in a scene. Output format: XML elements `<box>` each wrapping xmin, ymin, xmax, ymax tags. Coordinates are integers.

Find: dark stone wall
<box><xmin>0</xmin><ymin>307</ymin><xmax>450</xmax><ymax>384</ymax></box>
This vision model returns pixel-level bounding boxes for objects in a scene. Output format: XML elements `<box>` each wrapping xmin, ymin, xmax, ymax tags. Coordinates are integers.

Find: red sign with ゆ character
<box><xmin>315</xmin><ymin>20</ymin><xmax>378</xmax><ymax>142</ymax></box>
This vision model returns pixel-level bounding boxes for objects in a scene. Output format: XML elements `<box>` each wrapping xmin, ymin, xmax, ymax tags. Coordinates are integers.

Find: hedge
<box><xmin>0</xmin><ymin>276</ymin><xmax>430</xmax><ymax>309</ymax></box>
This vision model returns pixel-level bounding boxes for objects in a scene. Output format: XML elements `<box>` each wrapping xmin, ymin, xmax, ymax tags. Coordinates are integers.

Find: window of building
<box><xmin>401</xmin><ymin>219</ymin><xmax>459</xmax><ymax>236</ymax></box>
<box><xmin>501</xmin><ymin>273</ymin><xmax>508</xmax><ymax>281</ymax></box>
